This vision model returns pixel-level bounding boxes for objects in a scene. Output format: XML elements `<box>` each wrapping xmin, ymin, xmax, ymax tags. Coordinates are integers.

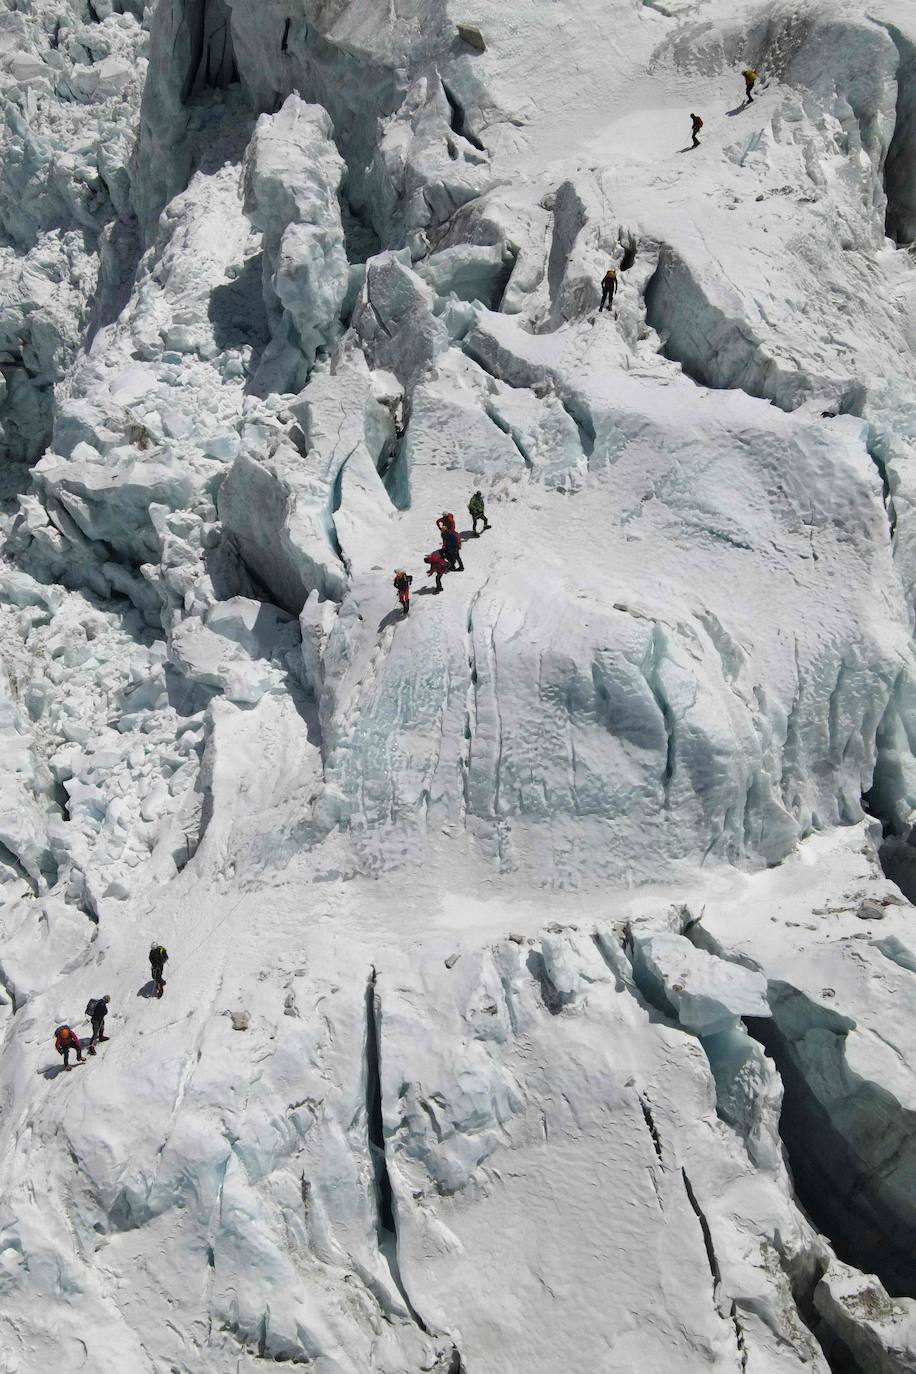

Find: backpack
<box><xmin>85</xmin><ymin>999</ymin><xmax>98</xmax><ymax>1018</ymax></box>
<box><xmin>695</xmin><ymin>116</ymin><xmax>703</xmax><ymax>128</ymax></box>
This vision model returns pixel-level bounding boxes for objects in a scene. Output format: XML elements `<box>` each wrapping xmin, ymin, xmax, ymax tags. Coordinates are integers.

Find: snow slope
<box><xmin>3</xmin><ymin>0</ymin><xmax>916</xmax><ymax>1369</ymax></box>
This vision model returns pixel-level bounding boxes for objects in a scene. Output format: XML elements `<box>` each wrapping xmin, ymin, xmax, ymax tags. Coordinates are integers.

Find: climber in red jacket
<box><xmin>54</xmin><ymin>1025</ymin><xmax>84</xmax><ymax>1070</ymax></box>
<box><xmin>424</xmin><ymin>549</ymin><xmax>448</xmax><ymax>593</ymax></box>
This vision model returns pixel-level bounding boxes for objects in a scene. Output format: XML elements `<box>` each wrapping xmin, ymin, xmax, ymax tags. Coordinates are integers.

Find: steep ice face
<box><xmin>4</xmin><ymin>0</ymin><xmax>916</xmax><ymax>1368</ymax></box>
<box><xmin>242</xmin><ymin>96</ymin><xmax>349</xmax><ymax>391</ymax></box>
<box><xmin>0</xmin><ymin>3</ymin><xmax>148</xmax><ymax>464</ymax></box>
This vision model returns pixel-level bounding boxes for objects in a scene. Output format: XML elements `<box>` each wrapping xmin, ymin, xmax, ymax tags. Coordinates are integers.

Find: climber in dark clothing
<box><xmin>149</xmin><ymin>943</ymin><xmax>168</xmax><ymax>998</ymax></box>
<box><xmin>599</xmin><ymin>268</ymin><xmax>617</xmax><ymax>312</ymax></box>
<box><xmin>86</xmin><ymin>995</ymin><xmax>111</xmax><ymax>1055</ymax></box>
<box><xmin>442</xmin><ymin>526</ymin><xmax>464</xmax><ymax>572</ymax></box>
<box><xmin>690</xmin><ymin>113</ymin><xmax>703</xmax><ymax>147</ymax></box>
<box><xmin>393</xmin><ymin>569</ymin><xmax>412</xmax><ymax>616</ymax></box>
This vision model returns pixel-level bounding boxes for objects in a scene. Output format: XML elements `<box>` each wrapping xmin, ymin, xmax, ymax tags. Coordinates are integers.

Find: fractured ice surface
<box><xmin>242</xmin><ymin>95</ymin><xmax>349</xmax><ymax>391</ymax></box>
<box><xmin>634</xmin><ymin>930</ymin><xmax>769</xmax><ymax>1035</ymax></box>
<box><xmin>2</xmin><ymin>0</ymin><xmax>916</xmax><ymax>1367</ymax></box>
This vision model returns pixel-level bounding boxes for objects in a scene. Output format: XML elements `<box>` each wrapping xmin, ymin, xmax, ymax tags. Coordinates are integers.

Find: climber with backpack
<box><xmin>393</xmin><ymin>569</ymin><xmax>412</xmax><ymax>616</ymax></box>
<box><xmin>442</xmin><ymin>524</ymin><xmax>464</xmax><ymax>572</ymax></box>
<box><xmin>742</xmin><ymin>68</ymin><xmax>757</xmax><ymax>102</ymax></box>
<box><xmin>468</xmin><ymin>490</ymin><xmax>490</xmax><ymax>535</ymax></box>
<box><xmin>690</xmin><ymin>113</ymin><xmax>703</xmax><ymax>147</ymax></box>
<box><xmin>599</xmin><ymin>267</ymin><xmax>617</xmax><ymax>312</ymax></box>
<box><xmin>85</xmin><ymin>995</ymin><xmax>111</xmax><ymax>1055</ymax></box>
<box><xmin>54</xmin><ymin>1024</ymin><xmax>84</xmax><ymax>1070</ymax></box>
<box><xmin>424</xmin><ymin>549</ymin><xmax>448</xmax><ymax>593</ymax></box>
<box><xmin>149</xmin><ymin>942</ymin><xmax>168</xmax><ymax>998</ymax></box>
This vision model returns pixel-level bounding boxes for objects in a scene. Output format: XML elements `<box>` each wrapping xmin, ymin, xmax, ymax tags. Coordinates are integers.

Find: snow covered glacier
<box><xmin>5</xmin><ymin>0</ymin><xmax>916</xmax><ymax>1368</ymax></box>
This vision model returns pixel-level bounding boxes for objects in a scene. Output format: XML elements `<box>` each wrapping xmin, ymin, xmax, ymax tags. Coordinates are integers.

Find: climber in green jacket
<box><xmin>468</xmin><ymin>490</ymin><xmax>490</xmax><ymax>536</ymax></box>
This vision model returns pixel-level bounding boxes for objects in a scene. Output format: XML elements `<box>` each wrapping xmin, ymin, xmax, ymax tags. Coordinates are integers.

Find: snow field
<box><xmin>2</xmin><ymin>0</ymin><xmax>916</xmax><ymax>1369</ymax></box>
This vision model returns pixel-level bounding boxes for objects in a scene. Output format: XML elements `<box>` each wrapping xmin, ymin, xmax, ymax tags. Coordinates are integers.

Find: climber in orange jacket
<box><xmin>54</xmin><ymin>1025</ymin><xmax>84</xmax><ymax>1070</ymax></box>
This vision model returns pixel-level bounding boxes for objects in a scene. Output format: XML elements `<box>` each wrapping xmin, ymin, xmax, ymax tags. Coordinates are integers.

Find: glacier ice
<box><xmin>242</xmin><ymin>95</ymin><xmax>349</xmax><ymax>392</ymax></box>
<box><xmin>3</xmin><ymin>0</ymin><xmax>916</xmax><ymax>1368</ymax></box>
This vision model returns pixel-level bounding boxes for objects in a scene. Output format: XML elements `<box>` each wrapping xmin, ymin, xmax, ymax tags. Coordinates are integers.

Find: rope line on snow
<box><xmin>136</xmin><ymin>895</ymin><xmax>250</xmax><ymax>1036</ymax></box>
<box><xmin>167</xmin><ymin>892</ymin><xmax>250</xmax><ymax>976</ymax></box>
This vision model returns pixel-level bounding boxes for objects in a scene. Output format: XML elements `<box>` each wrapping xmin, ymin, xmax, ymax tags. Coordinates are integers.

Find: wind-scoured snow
<box><xmin>3</xmin><ymin>0</ymin><xmax>916</xmax><ymax>1369</ymax></box>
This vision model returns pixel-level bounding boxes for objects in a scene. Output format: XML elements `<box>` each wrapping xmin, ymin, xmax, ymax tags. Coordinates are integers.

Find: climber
<box><xmin>468</xmin><ymin>490</ymin><xmax>490</xmax><ymax>535</ymax></box>
<box><xmin>85</xmin><ymin>995</ymin><xmax>111</xmax><ymax>1054</ymax></box>
<box><xmin>599</xmin><ymin>267</ymin><xmax>617</xmax><ymax>313</ymax></box>
<box><xmin>393</xmin><ymin>568</ymin><xmax>412</xmax><ymax>616</ymax></box>
<box><xmin>149</xmin><ymin>942</ymin><xmax>168</xmax><ymax>998</ymax></box>
<box><xmin>54</xmin><ymin>1024</ymin><xmax>84</xmax><ymax>1071</ymax></box>
<box><xmin>436</xmin><ymin>511</ymin><xmax>456</xmax><ymax>538</ymax></box>
<box><xmin>424</xmin><ymin>548</ymin><xmax>448</xmax><ymax>593</ymax></box>
<box><xmin>742</xmin><ymin>68</ymin><xmax>757</xmax><ymax>102</ymax></box>
<box><xmin>690</xmin><ymin>113</ymin><xmax>703</xmax><ymax>147</ymax></box>
<box><xmin>442</xmin><ymin>524</ymin><xmax>464</xmax><ymax>572</ymax></box>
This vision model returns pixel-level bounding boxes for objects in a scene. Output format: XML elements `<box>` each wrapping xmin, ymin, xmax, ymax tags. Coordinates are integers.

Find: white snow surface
<box><xmin>2</xmin><ymin>0</ymin><xmax>916</xmax><ymax>1369</ymax></box>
